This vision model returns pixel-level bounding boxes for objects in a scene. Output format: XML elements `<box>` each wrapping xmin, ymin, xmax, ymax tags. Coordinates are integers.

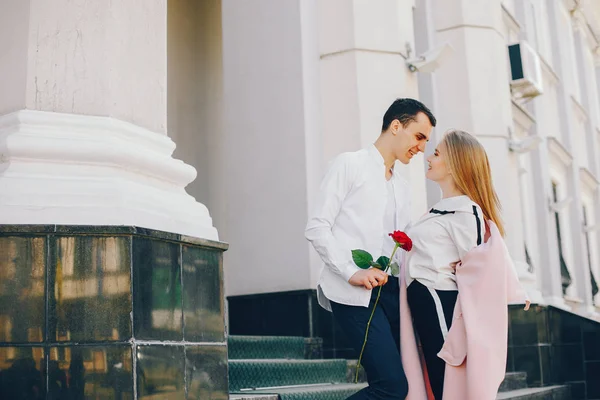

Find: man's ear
<box><xmin>391</xmin><ymin>119</ymin><xmax>401</xmax><ymax>135</ymax></box>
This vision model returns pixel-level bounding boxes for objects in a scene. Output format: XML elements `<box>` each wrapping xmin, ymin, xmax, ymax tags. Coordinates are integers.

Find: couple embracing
<box><xmin>305</xmin><ymin>98</ymin><xmax>530</xmax><ymax>400</ymax></box>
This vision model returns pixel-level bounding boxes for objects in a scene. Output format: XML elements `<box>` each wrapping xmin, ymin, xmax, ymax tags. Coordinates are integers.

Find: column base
<box><xmin>0</xmin><ymin>110</ymin><xmax>218</xmax><ymax>240</ymax></box>
<box><xmin>0</xmin><ymin>224</ymin><xmax>228</xmax><ymax>399</ymax></box>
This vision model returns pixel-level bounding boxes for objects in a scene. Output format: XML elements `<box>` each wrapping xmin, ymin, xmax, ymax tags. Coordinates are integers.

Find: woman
<box><xmin>404</xmin><ymin>129</ymin><xmax>524</xmax><ymax>400</ymax></box>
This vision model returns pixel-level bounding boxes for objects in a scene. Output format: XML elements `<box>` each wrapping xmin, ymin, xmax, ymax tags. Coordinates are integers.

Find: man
<box><xmin>305</xmin><ymin>98</ymin><xmax>436</xmax><ymax>399</ymax></box>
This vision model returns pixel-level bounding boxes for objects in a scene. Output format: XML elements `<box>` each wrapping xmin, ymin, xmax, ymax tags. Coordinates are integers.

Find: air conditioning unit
<box><xmin>508</xmin><ymin>41</ymin><xmax>543</xmax><ymax>99</ymax></box>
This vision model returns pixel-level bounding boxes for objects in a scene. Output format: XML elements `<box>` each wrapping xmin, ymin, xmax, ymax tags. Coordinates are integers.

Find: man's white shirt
<box><xmin>305</xmin><ymin>145</ymin><xmax>411</xmax><ymax>311</ymax></box>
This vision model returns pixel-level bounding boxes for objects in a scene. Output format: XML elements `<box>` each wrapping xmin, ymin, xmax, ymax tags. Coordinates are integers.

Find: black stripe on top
<box><xmin>473</xmin><ymin>205</ymin><xmax>482</xmax><ymax>245</ymax></box>
<box><xmin>430</xmin><ymin>208</ymin><xmax>455</xmax><ymax>215</ymax></box>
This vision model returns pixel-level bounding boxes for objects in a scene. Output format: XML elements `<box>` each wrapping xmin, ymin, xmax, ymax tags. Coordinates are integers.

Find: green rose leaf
<box><xmin>370</xmin><ymin>262</ymin><xmax>384</xmax><ymax>270</ymax></box>
<box><xmin>389</xmin><ymin>262</ymin><xmax>400</xmax><ymax>276</ymax></box>
<box><xmin>376</xmin><ymin>256</ymin><xmax>390</xmax><ymax>270</ymax></box>
<box><xmin>351</xmin><ymin>249</ymin><xmax>373</xmax><ymax>269</ymax></box>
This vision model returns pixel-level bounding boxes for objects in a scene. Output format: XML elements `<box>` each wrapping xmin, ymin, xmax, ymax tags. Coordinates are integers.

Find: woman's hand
<box><xmin>523</xmin><ymin>300</ymin><xmax>531</xmax><ymax>311</ymax></box>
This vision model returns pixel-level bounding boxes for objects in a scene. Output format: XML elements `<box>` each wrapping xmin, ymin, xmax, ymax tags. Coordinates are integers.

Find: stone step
<box><xmin>499</xmin><ymin>372</ymin><xmax>529</xmax><ymax>392</ymax></box>
<box><xmin>228</xmin><ymin>335</ymin><xmax>323</xmax><ymax>360</ymax></box>
<box><xmin>232</xmin><ymin>384</ymin><xmax>569</xmax><ymax>400</ymax></box>
<box><xmin>229</xmin><ymin>359</ymin><xmax>348</xmax><ymax>392</ymax></box>
<box><xmin>230</xmin><ymin>383</ymin><xmax>368</xmax><ymax>400</ymax></box>
<box><xmin>496</xmin><ymin>385</ymin><xmax>571</xmax><ymax>400</ymax></box>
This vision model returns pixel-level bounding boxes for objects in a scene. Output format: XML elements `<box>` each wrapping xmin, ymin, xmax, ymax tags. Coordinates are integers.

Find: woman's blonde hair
<box><xmin>440</xmin><ymin>129</ymin><xmax>505</xmax><ymax>236</ymax></box>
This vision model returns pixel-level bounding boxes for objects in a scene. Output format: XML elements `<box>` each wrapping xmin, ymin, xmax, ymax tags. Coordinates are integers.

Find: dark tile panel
<box><xmin>55</xmin><ymin>226</ymin><xmax>137</xmax><ymax>235</ymax></box>
<box><xmin>133</xmin><ymin>238</ymin><xmax>183</xmax><ymax>341</ymax></box>
<box><xmin>179</xmin><ymin>235</ymin><xmax>229</xmax><ymax>251</ymax></box>
<box><xmin>49</xmin><ymin>236</ymin><xmax>132</xmax><ymax>342</ymax></box>
<box><xmin>568</xmin><ymin>381</ymin><xmax>586</xmax><ymax>400</ymax></box>
<box><xmin>552</xmin><ymin>344</ymin><xmax>585</xmax><ymax>382</ymax></box>
<box><xmin>185</xmin><ymin>345</ymin><xmax>228</xmax><ymax>399</ymax></box>
<box><xmin>228</xmin><ymin>291</ymin><xmax>313</xmax><ymax>337</ymax></box>
<box><xmin>182</xmin><ymin>247</ymin><xmax>224</xmax><ymax>342</ymax></box>
<box><xmin>133</xmin><ymin>228</ymin><xmax>181</xmax><ymax>243</ymax></box>
<box><xmin>509</xmin><ymin>305</ymin><xmax>549</xmax><ymax>346</ymax></box>
<box><xmin>0</xmin><ymin>236</ymin><xmax>46</xmax><ymax>343</ymax></box>
<box><xmin>0</xmin><ymin>225</ymin><xmax>229</xmax><ymax>250</ymax></box>
<box><xmin>136</xmin><ymin>345</ymin><xmax>184</xmax><ymax>399</ymax></box>
<box><xmin>512</xmin><ymin>345</ymin><xmax>543</xmax><ymax>386</ymax></box>
<box><xmin>586</xmin><ymin>361</ymin><xmax>600</xmax><ymax>398</ymax></box>
<box><xmin>539</xmin><ymin>344</ymin><xmax>552</xmax><ymax>386</ymax></box>
<box><xmin>49</xmin><ymin>345</ymin><xmax>133</xmax><ymax>400</ymax></box>
<box><xmin>583</xmin><ymin>330</ymin><xmax>600</xmax><ymax>361</ymax></box>
<box><xmin>549</xmin><ymin>307</ymin><xmax>582</xmax><ymax>344</ymax></box>
<box><xmin>0</xmin><ymin>346</ymin><xmax>46</xmax><ymax>399</ymax></box>
<box><xmin>506</xmin><ymin>346</ymin><xmax>515</xmax><ymax>372</ymax></box>
<box><xmin>0</xmin><ymin>225</ymin><xmax>56</xmax><ymax>234</ymax></box>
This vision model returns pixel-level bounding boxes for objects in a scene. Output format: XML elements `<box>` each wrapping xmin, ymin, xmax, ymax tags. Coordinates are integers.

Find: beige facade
<box><xmin>2</xmin><ymin>0</ymin><xmax>600</xmax><ymax>319</ymax></box>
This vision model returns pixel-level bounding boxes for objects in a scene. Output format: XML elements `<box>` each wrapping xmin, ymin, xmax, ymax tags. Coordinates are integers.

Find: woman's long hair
<box><xmin>441</xmin><ymin>129</ymin><xmax>505</xmax><ymax>236</ymax></box>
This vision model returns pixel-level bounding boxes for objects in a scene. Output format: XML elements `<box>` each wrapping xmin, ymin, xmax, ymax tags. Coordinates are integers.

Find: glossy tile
<box><xmin>568</xmin><ymin>381</ymin><xmax>586</xmax><ymax>400</ymax></box>
<box><xmin>228</xmin><ymin>291</ymin><xmax>312</xmax><ymax>336</ymax></box>
<box><xmin>509</xmin><ymin>306</ymin><xmax>549</xmax><ymax>346</ymax></box>
<box><xmin>185</xmin><ymin>345</ymin><xmax>228</xmax><ymax>400</ymax></box>
<box><xmin>49</xmin><ymin>236</ymin><xmax>132</xmax><ymax>342</ymax></box>
<box><xmin>549</xmin><ymin>308</ymin><xmax>582</xmax><ymax>344</ymax></box>
<box><xmin>506</xmin><ymin>346</ymin><xmax>514</xmax><ymax>372</ymax></box>
<box><xmin>182</xmin><ymin>247</ymin><xmax>224</xmax><ymax>342</ymax></box>
<box><xmin>512</xmin><ymin>345</ymin><xmax>542</xmax><ymax>386</ymax></box>
<box><xmin>0</xmin><ymin>225</ymin><xmax>55</xmax><ymax>233</ymax></box>
<box><xmin>0</xmin><ymin>236</ymin><xmax>46</xmax><ymax>343</ymax></box>
<box><xmin>133</xmin><ymin>238</ymin><xmax>183</xmax><ymax>341</ymax></box>
<box><xmin>0</xmin><ymin>346</ymin><xmax>45</xmax><ymax>399</ymax></box>
<box><xmin>585</xmin><ymin>361</ymin><xmax>600</xmax><ymax>398</ymax></box>
<box><xmin>136</xmin><ymin>345</ymin><xmax>184</xmax><ymax>399</ymax></box>
<box><xmin>583</xmin><ymin>330</ymin><xmax>600</xmax><ymax>361</ymax></box>
<box><xmin>539</xmin><ymin>344</ymin><xmax>552</xmax><ymax>386</ymax></box>
<box><xmin>49</xmin><ymin>345</ymin><xmax>133</xmax><ymax>400</ymax></box>
<box><xmin>552</xmin><ymin>344</ymin><xmax>585</xmax><ymax>382</ymax></box>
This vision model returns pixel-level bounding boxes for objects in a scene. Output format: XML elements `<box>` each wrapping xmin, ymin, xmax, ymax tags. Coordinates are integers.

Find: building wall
<box><xmin>160</xmin><ymin>0</ymin><xmax>600</xmax><ymax>309</ymax></box>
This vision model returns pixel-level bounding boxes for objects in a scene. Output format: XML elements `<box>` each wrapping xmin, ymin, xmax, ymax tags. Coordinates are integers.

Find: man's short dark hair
<box><xmin>381</xmin><ymin>98</ymin><xmax>436</xmax><ymax>131</ymax></box>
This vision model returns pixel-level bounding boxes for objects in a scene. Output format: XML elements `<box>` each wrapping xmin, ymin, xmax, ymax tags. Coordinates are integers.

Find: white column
<box><xmin>547</xmin><ymin>1</ymin><xmax>594</xmax><ymax>311</ymax></box>
<box><xmin>513</xmin><ymin>0</ymin><xmax>565</xmax><ymax>305</ymax></box>
<box><xmin>319</xmin><ymin>0</ymin><xmax>426</xmax><ymax>218</ymax></box>
<box><xmin>0</xmin><ymin>0</ymin><xmax>217</xmax><ymax>240</ymax></box>
<box><xmin>431</xmin><ymin>1</ymin><xmax>527</xmax><ymax>270</ymax></box>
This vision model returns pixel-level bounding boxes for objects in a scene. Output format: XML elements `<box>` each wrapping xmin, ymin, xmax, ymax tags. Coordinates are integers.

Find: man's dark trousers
<box><xmin>330</xmin><ymin>278</ymin><xmax>408</xmax><ymax>400</ymax></box>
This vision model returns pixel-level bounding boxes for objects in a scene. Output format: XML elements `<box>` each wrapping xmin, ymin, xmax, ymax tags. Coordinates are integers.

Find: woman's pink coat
<box><xmin>399</xmin><ymin>221</ymin><xmax>528</xmax><ymax>400</ymax></box>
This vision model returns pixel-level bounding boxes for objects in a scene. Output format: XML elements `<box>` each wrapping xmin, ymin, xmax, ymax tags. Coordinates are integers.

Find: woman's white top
<box><xmin>405</xmin><ymin>195</ymin><xmax>486</xmax><ymax>290</ymax></box>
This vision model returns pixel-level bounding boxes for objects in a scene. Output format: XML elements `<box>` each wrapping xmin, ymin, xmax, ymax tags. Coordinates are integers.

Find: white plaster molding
<box><xmin>0</xmin><ymin>110</ymin><xmax>219</xmax><ymax>240</ymax></box>
<box><xmin>511</xmin><ymin>100</ymin><xmax>536</xmax><ymax>133</ymax></box>
<box><xmin>579</xmin><ymin>167</ymin><xmax>599</xmax><ymax>191</ymax></box>
<box><xmin>547</xmin><ymin>136</ymin><xmax>574</xmax><ymax>167</ymax></box>
<box><xmin>501</xmin><ymin>4</ymin><xmax>521</xmax><ymax>35</ymax></box>
<box><xmin>540</xmin><ymin>56</ymin><xmax>560</xmax><ymax>84</ymax></box>
<box><xmin>571</xmin><ymin>94</ymin><xmax>589</xmax><ymax>122</ymax></box>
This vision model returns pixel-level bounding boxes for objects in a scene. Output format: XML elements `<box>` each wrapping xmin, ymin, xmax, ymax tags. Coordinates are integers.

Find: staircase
<box><xmin>228</xmin><ymin>335</ymin><xmax>571</xmax><ymax>400</ymax></box>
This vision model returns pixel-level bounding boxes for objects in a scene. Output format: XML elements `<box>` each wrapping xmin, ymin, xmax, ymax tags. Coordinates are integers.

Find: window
<box><xmin>552</xmin><ymin>181</ymin><xmax>572</xmax><ymax>295</ymax></box>
<box><xmin>583</xmin><ymin>206</ymin><xmax>599</xmax><ymax>298</ymax></box>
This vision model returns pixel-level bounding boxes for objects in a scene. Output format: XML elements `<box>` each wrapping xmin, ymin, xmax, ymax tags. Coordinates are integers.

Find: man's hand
<box><xmin>348</xmin><ymin>269</ymin><xmax>389</xmax><ymax>290</ymax></box>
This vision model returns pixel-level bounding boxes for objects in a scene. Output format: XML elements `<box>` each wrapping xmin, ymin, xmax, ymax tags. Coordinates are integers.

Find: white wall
<box><xmin>0</xmin><ymin>0</ymin><xmax>29</xmax><ymax>116</ymax></box>
<box><xmin>220</xmin><ymin>0</ymin><xmax>318</xmax><ymax>296</ymax></box>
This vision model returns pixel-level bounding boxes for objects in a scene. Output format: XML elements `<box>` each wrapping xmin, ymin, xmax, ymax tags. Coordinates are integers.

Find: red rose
<box><xmin>389</xmin><ymin>231</ymin><xmax>413</xmax><ymax>251</ymax></box>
